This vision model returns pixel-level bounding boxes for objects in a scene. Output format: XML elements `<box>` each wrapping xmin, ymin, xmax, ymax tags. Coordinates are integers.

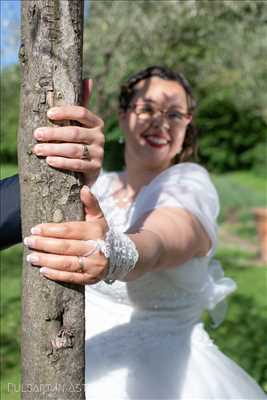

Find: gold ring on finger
<box><xmin>77</xmin><ymin>256</ymin><xmax>85</xmax><ymax>273</ymax></box>
<box><xmin>81</xmin><ymin>144</ymin><xmax>90</xmax><ymax>160</ymax></box>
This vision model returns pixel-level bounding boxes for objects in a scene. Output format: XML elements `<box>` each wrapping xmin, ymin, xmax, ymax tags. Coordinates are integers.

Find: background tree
<box><xmin>18</xmin><ymin>1</ymin><xmax>85</xmax><ymax>398</ymax></box>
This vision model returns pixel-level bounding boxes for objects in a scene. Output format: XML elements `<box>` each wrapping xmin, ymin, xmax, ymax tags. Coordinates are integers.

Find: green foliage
<box><xmin>197</xmin><ymin>96</ymin><xmax>267</xmax><ymax>172</ymax></box>
<box><xmin>0</xmin><ymin>65</ymin><xmax>20</xmax><ymax>164</ymax></box>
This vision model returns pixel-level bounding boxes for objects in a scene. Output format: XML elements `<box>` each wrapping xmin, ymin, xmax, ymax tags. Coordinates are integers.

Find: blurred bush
<box><xmin>197</xmin><ymin>96</ymin><xmax>267</xmax><ymax>172</ymax></box>
<box><xmin>0</xmin><ymin>65</ymin><xmax>20</xmax><ymax>164</ymax></box>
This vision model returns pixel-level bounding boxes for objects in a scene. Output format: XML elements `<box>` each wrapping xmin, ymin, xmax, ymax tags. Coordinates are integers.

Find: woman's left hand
<box><xmin>24</xmin><ymin>186</ymin><xmax>109</xmax><ymax>285</ymax></box>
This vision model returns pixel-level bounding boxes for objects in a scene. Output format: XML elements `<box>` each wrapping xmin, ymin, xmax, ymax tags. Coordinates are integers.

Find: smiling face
<box><xmin>119</xmin><ymin>77</ymin><xmax>192</xmax><ymax>172</ymax></box>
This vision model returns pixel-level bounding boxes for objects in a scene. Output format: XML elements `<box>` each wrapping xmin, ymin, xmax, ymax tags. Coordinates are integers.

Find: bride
<box><xmin>25</xmin><ymin>66</ymin><xmax>266</xmax><ymax>399</ymax></box>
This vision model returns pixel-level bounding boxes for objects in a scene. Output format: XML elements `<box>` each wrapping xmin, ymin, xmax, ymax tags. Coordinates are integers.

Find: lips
<box><xmin>142</xmin><ymin>134</ymin><xmax>170</xmax><ymax>148</ymax></box>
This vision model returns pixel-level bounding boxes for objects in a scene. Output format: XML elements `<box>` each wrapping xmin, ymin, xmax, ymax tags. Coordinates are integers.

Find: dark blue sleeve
<box><xmin>0</xmin><ymin>174</ymin><xmax>22</xmax><ymax>250</ymax></box>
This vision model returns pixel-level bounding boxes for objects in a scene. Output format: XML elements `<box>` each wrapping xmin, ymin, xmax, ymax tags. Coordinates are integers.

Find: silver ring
<box><xmin>77</xmin><ymin>256</ymin><xmax>85</xmax><ymax>273</ymax></box>
<box><xmin>81</xmin><ymin>144</ymin><xmax>90</xmax><ymax>160</ymax></box>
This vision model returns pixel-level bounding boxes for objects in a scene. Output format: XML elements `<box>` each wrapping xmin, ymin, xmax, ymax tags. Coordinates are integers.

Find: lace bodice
<box><xmin>88</xmin><ymin>163</ymin><xmax>236</xmax><ymax>327</ymax></box>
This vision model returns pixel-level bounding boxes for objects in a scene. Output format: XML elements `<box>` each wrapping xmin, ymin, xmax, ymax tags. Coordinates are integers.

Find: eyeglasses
<box><xmin>129</xmin><ymin>102</ymin><xmax>190</xmax><ymax>125</ymax></box>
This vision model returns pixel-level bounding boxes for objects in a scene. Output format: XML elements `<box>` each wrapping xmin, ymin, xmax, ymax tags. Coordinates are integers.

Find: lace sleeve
<box><xmin>130</xmin><ymin>163</ymin><xmax>219</xmax><ymax>257</ymax></box>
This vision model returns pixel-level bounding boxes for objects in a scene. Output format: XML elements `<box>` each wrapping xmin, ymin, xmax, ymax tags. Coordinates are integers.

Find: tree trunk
<box><xmin>18</xmin><ymin>1</ymin><xmax>85</xmax><ymax>399</ymax></box>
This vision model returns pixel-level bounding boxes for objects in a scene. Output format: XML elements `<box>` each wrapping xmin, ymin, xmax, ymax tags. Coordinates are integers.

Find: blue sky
<box><xmin>0</xmin><ymin>0</ymin><xmax>21</xmax><ymax>68</ymax></box>
<box><xmin>1</xmin><ymin>0</ymin><xmax>90</xmax><ymax>70</ymax></box>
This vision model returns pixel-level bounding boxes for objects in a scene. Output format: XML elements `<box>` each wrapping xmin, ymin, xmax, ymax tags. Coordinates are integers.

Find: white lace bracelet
<box><xmin>93</xmin><ymin>228</ymin><xmax>139</xmax><ymax>284</ymax></box>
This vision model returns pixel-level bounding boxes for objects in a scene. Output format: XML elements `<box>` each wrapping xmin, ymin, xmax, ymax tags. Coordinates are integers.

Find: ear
<box><xmin>118</xmin><ymin>109</ymin><xmax>127</xmax><ymax>119</ymax></box>
<box><xmin>185</xmin><ymin>113</ymin><xmax>192</xmax><ymax>126</ymax></box>
<box><xmin>118</xmin><ymin>109</ymin><xmax>128</xmax><ymax>130</ymax></box>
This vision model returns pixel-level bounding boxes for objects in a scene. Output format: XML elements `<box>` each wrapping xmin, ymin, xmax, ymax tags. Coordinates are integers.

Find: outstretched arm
<box><xmin>24</xmin><ymin>186</ymin><xmax>211</xmax><ymax>284</ymax></box>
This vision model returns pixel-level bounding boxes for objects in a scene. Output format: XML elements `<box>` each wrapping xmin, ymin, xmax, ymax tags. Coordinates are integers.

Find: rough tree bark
<box><xmin>18</xmin><ymin>1</ymin><xmax>85</xmax><ymax>399</ymax></box>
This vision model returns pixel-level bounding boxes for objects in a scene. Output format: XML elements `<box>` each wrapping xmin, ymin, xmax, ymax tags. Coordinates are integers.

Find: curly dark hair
<box><xmin>118</xmin><ymin>66</ymin><xmax>198</xmax><ymax>163</ymax></box>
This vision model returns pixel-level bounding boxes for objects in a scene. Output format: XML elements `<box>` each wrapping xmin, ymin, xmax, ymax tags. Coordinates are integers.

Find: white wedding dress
<box><xmin>85</xmin><ymin>163</ymin><xmax>266</xmax><ymax>399</ymax></box>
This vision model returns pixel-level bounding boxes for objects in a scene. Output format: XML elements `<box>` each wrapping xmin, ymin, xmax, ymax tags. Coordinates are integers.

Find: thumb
<box><xmin>80</xmin><ymin>185</ymin><xmax>104</xmax><ymax>221</ymax></box>
<box><xmin>82</xmin><ymin>78</ymin><xmax>93</xmax><ymax>107</ymax></box>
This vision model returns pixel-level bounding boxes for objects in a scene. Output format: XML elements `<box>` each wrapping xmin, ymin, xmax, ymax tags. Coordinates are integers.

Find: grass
<box><xmin>212</xmin><ymin>171</ymin><xmax>266</xmax><ymax>222</ymax></box>
<box><xmin>0</xmin><ymin>245</ymin><xmax>22</xmax><ymax>400</ymax></box>
<box><xmin>0</xmin><ymin>166</ymin><xmax>266</xmax><ymax>396</ymax></box>
<box><xmin>212</xmin><ymin>171</ymin><xmax>266</xmax><ymax>242</ymax></box>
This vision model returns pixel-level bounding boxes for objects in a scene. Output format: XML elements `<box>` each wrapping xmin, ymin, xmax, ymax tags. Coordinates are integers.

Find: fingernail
<box><xmin>33</xmin><ymin>145</ymin><xmax>43</xmax><ymax>155</ymax></box>
<box><xmin>82</xmin><ymin>185</ymin><xmax>90</xmax><ymax>192</ymax></box>
<box><xmin>27</xmin><ymin>253</ymin><xmax>39</xmax><ymax>264</ymax></box>
<box><xmin>46</xmin><ymin>157</ymin><xmax>56</xmax><ymax>165</ymax></box>
<box><xmin>24</xmin><ymin>237</ymin><xmax>34</xmax><ymax>247</ymax></box>
<box><xmin>31</xmin><ymin>226</ymin><xmax>41</xmax><ymax>235</ymax></box>
<box><xmin>34</xmin><ymin>128</ymin><xmax>46</xmax><ymax>139</ymax></box>
<box><xmin>40</xmin><ymin>267</ymin><xmax>48</xmax><ymax>275</ymax></box>
<box><xmin>47</xmin><ymin>107</ymin><xmax>60</xmax><ymax>117</ymax></box>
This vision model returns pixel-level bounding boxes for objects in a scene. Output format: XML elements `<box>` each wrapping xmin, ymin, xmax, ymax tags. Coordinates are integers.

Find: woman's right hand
<box><xmin>32</xmin><ymin>79</ymin><xmax>104</xmax><ymax>186</ymax></box>
<box><xmin>25</xmin><ymin>186</ymin><xmax>110</xmax><ymax>285</ymax></box>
